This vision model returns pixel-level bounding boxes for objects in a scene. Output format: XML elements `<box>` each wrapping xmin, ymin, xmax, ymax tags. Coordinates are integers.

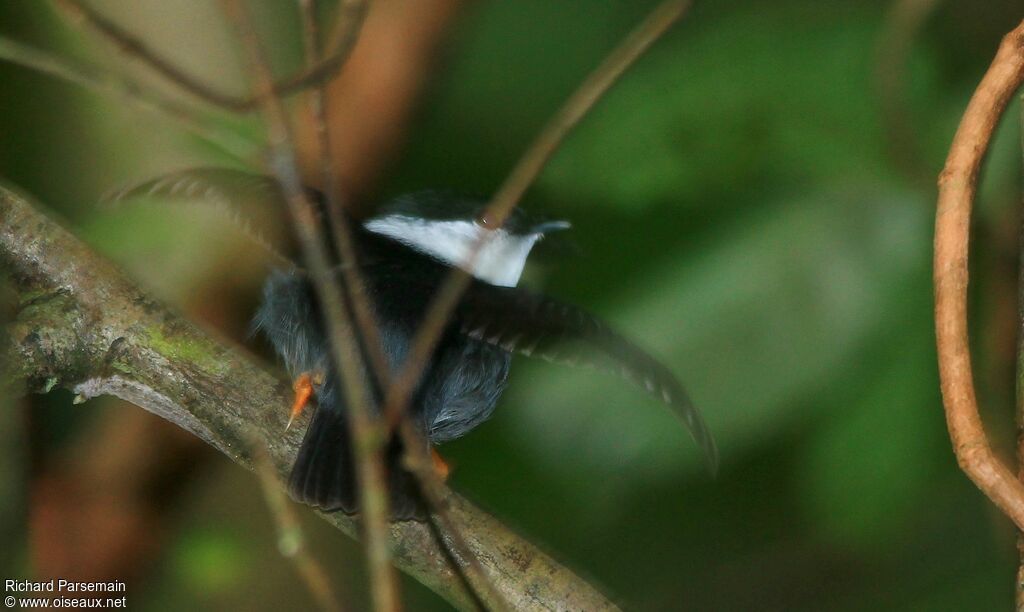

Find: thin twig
<box><xmin>382</xmin><ymin>0</ymin><xmax>692</xmax><ymax>429</ymax></box>
<box><xmin>1</xmin><ymin>184</ymin><xmax>620</xmax><ymax>612</ymax></box>
<box><xmin>395</xmin><ymin>418</ymin><xmax>507</xmax><ymax>611</ymax></box>
<box><xmin>0</xmin><ymin>34</ymin><xmax>256</xmax><ymax>162</ymax></box>
<box><xmin>218</xmin><ymin>1</ymin><xmax>400</xmax><ymax>610</ymax></box>
<box><xmin>53</xmin><ymin>0</ymin><xmax>368</xmax><ymax>113</ymax></box>
<box><xmin>370</xmin><ymin>3</ymin><xmax>691</xmax><ymax>603</ymax></box>
<box><xmin>298</xmin><ymin>0</ymin><xmax>390</xmax><ymax>386</ymax></box>
<box><xmin>372</xmin><ymin>9</ymin><xmax>694</xmax><ymax>601</ymax></box>
<box><xmin>874</xmin><ymin>0</ymin><xmax>940</xmax><ymax>186</ymax></box>
<box><xmin>252</xmin><ymin>434</ymin><xmax>347</xmax><ymax>612</ymax></box>
<box><xmin>297</xmin><ymin>4</ymin><xmax>501</xmax><ymax>607</ymax></box>
<box><xmin>934</xmin><ymin>18</ymin><xmax>1024</xmax><ymax>530</ymax></box>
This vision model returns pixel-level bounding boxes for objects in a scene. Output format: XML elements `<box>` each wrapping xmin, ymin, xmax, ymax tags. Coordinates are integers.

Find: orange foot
<box><xmin>431</xmin><ymin>448</ymin><xmax>451</xmax><ymax>482</ymax></box>
<box><xmin>287</xmin><ymin>371</ymin><xmax>323</xmax><ymax>430</ymax></box>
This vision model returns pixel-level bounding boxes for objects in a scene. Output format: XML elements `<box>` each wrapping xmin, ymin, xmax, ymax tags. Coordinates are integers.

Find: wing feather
<box><xmin>456</xmin><ymin>283</ymin><xmax>719</xmax><ymax>473</ymax></box>
<box><xmin>103</xmin><ymin>167</ymin><xmax>296</xmax><ymax>268</ymax></box>
<box><xmin>104</xmin><ymin>167</ymin><xmax>283</xmax><ymax>207</ymax></box>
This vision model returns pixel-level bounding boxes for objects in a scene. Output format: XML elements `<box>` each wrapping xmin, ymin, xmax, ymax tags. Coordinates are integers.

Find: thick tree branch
<box><xmin>0</xmin><ymin>184</ymin><xmax>619</xmax><ymax>611</ymax></box>
<box><xmin>934</xmin><ymin>19</ymin><xmax>1024</xmax><ymax>529</ymax></box>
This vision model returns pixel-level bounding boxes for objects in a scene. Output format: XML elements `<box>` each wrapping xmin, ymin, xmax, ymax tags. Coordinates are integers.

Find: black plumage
<box><xmin>109</xmin><ymin>170</ymin><xmax>717</xmax><ymax>521</ymax></box>
<box><xmin>253</xmin><ymin>214</ymin><xmax>718</xmax><ymax>520</ymax></box>
<box><xmin>253</xmin><ymin>226</ymin><xmax>515</xmax><ymax>520</ymax></box>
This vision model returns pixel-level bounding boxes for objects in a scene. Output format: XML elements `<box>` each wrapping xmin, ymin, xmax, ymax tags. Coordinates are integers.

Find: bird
<box><xmin>109</xmin><ymin>170</ymin><xmax>719</xmax><ymax>521</ymax></box>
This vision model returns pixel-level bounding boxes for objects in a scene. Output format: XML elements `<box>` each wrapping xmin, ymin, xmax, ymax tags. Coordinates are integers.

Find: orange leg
<box><xmin>431</xmin><ymin>448</ymin><xmax>451</xmax><ymax>481</ymax></box>
<box><xmin>287</xmin><ymin>371</ymin><xmax>320</xmax><ymax>430</ymax></box>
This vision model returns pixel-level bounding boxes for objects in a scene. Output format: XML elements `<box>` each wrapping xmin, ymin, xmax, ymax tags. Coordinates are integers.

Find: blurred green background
<box><xmin>1</xmin><ymin>0</ymin><xmax>1023</xmax><ymax>610</ymax></box>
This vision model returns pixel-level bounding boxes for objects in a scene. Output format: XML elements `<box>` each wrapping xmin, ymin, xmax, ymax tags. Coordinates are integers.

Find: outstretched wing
<box><xmin>104</xmin><ymin>167</ymin><xmax>284</xmax><ymax>208</ymax></box>
<box><xmin>103</xmin><ymin>167</ymin><xmax>296</xmax><ymax>269</ymax></box>
<box><xmin>455</xmin><ymin>282</ymin><xmax>719</xmax><ymax>473</ymax></box>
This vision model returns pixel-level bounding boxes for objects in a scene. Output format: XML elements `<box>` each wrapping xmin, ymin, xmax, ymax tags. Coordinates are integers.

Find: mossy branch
<box><xmin>0</xmin><ymin>183</ymin><xmax>619</xmax><ymax>611</ymax></box>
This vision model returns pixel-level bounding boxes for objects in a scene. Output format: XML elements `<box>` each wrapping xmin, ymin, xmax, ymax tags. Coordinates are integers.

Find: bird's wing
<box><xmin>103</xmin><ymin>167</ymin><xmax>296</xmax><ymax>268</ymax></box>
<box><xmin>104</xmin><ymin>166</ymin><xmax>285</xmax><ymax>209</ymax></box>
<box><xmin>455</xmin><ymin>282</ymin><xmax>719</xmax><ymax>473</ymax></box>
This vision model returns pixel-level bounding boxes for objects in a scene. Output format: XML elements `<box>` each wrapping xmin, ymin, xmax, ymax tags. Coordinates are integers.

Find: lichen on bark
<box><xmin>0</xmin><ymin>183</ymin><xmax>618</xmax><ymax>612</ymax></box>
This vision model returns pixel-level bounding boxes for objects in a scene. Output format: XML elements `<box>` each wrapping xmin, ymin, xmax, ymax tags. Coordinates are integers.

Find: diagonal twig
<box><xmin>873</xmin><ymin>0</ymin><xmax>941</xmax><ymax>186</ymax></box>
<box><xmin>373</xmin><ymin>3</ymin><xmax>692</xmax><ymax>603</ymax></box>
<box><xmin>370</xmin><ymin>9</ymin><xmax>694</xmax><ymax>602</ymax></box>
<box><xmin>21</xmin><ymin>0</ymin><xmax>686</xmax><ymax>606</ymax></box>
<box><xmin>298</xmin><ymin>0</ymin><xmax>390</xmax><ymax>388</ymax></box>
<box><xmin>934</xmin><ymin>18</ymin><xmax>1024</xmax><ymax>530</ymax></box>
<box><xmin>53</xmin><ymin>0</ymin><xmax>369</xmax><ymax>113</ymax></box>
<box><xmin>0</xmin><ymin>34</ymin><xmax>257</xmax><ymax>162</ymax></box>
<box><xmin>297</xmin><ymin>3</ymin><xmax>503</xmax><ymax>608</ymax></box>
<box><xmin>217</xmin><ymin>1</ymin><xmax>400</xmax><ymax>610</ymax></box>
<box><xmin>0</xmin><ymin>183</ymin><xmax>619</xmax><ymax>611</ymax></box>
<box><xmin>393</xmin><ymin>417</ymin><xmax>506</xmax><ymax>611</ymax></box>
<box><xmin>296</xmin><ymin>4</ymin><xmax>512</xmax><ymax>607</ymax></box>
<box><xmin>252</xmin><ymin>434</ymin><xmax>347</xmax><ymax>612</ymax></box>
<box><xmin>381</xmin><ymin>0</ymin><xmax>693</xmax><ymax>432</ymax></box>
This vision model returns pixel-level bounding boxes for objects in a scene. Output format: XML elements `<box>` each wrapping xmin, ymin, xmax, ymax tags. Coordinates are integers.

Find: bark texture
<box><xmin>0</xmin><ymin>183</ymin><xmax>618</xmax><ymax>612</ymax></box>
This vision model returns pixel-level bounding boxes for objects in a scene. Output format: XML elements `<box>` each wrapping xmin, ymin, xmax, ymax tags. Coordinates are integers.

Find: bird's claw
<box><xmin>431</xmin><ymin>448</ymin><xmax>451</xmax><ymax>481</ymax></box>
<box><xmin>287</xmin><ymin>371</ymin><xmax>323</xmax><ymax>430</ymax></box>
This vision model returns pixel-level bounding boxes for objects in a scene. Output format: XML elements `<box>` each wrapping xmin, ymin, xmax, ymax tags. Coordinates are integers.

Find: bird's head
<box><xmin>364</xmin><ymin>191</ymin><xmax>570</xmax><ymax>287</ymax></box>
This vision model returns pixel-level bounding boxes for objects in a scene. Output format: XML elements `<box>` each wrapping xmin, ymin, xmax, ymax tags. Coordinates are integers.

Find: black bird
<box><xmin>111</xmin><ymin>172</ymin><xmax>718</xmax><ymax>521</ymax></box>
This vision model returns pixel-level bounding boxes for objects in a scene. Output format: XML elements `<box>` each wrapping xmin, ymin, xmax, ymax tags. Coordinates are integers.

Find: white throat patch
<box><xmin>364</xmin><ymin>215</ymin><xmax>540</xmax><ymax>287</ymax></box>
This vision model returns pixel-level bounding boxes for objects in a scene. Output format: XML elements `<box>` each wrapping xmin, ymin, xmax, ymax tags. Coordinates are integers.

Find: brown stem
<box><xmin>298</xmin><ymin>0</ymin><xmax>391</xmax><ymax>388</ymax></box>
<box><xmin>52</xmin><ymin>0</ymin><xmax>369</xmax><ymax>114</ymax></box>
<box><xmin>297</xmin><ymin>3</ymin><xmax>503</xmax><ymax>608</ymax></box>
<box><xmin>0</xmin><ymin>185</ymin><xmax>619</xmax><ymax>611</ymax></box>
<box><xmin>934</xmin><ymin>19</ymin><xmax>1024</xmax><ymax>529</ymax></box>
<box><xmin>217</xmin><ymin>0</ymin><xmax>400</xmax><ymax>609</ymax></box>
<box><xmin>371</xmin><ymin>9</ymin><xmax>691</xmax><ymax>601</ymax></box>
<box><xmin>394</xmin><ymin>416</ymin><xmax>505</xmax><ymax>611</ymax></box>
<box><xmin>1016</xmin><ymin>81</ymin><xmax>1024</xmax><ymax>612</ymax></box>
<box><xmin>295</xmin><ymin>0</ymin><xmax>461</xmax><ymax>205</ymax></box>
<box><xmin>252</xmin><ymin>436</ymin><xmax>347</xmax><ymax>612</ymax></box>
<box><xmin>873</xmin><ymin>0</ymin><xmax>940</xmax><ymax>186</ymax></box>
<box><xmin>382</xmin><ymin>0</ymin><xmax>693</xmax><ymax>430</ymax></box>
<box><xmin>0</xmin><ymin>34</ymin><xmax>256</xmax><ymax>162</ymax></box>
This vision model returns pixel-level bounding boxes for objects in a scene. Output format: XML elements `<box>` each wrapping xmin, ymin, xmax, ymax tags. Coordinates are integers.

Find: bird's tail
<box><xmin>288</xmin><ymin>407</ymin><xmax>426</xmax><ymax>521</ymax></box>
